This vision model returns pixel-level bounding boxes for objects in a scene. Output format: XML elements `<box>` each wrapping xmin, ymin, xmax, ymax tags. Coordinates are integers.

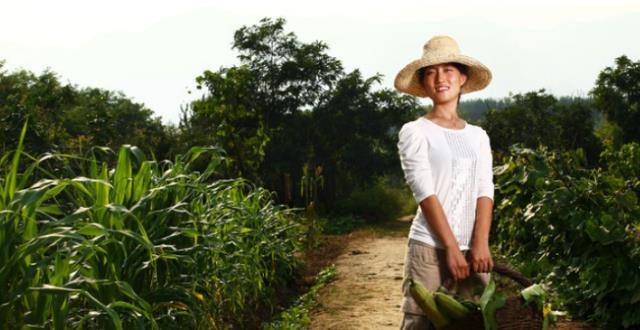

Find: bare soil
<box><xmin>309</xmin><ymin>234</ymin><xmax>407</xmax><ymax>329</ymax></box>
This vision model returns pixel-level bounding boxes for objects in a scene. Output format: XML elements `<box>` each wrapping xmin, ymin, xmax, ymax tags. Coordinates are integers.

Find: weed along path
<box><xmin>309</xmin><ymin>217</ymin><xmax>412</xmax><ymax>329</ymax></box>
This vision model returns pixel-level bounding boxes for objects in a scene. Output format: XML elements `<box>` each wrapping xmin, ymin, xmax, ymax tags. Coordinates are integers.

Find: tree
<box><xmin>182</xmin><ymin>17</ymin><xmax>345</xmax><ymax>187</ymax></box>
<box><xmin>0</xmin><ymin>63</ymin><xmax>73</xmax><ymax>155</ymax></box>
<box><xmin>182</xmin><ymin>65</ymin><xmax>269</xmax><ymax>180</ymax></box>
<box><xmin>480</xmin><ymin>89</ymin><xmax>602</xmax><ymax>166</ymax></box>
<box><xmin>310</xmin><ymin>69</ymin><xmax>422</xmax><ymax>206</ymax></box>
<box><xmin>0</xmin><ymin>60</ymin><xmax>173</xmax><ymax>160</ymax></box>
<box><xmin>232</xmin><ymin>17</ymin><xmax>344</xmax><ymax>124</ymax></box>
<box><xmin>591</xmin><ymin>55</ymin><xmax>640</xmax><ymax>144</ymax></box>
<box><xmin>182</xmin><ymin>17</ymin><xmax>423</xmax><ymax>210</ymax></box>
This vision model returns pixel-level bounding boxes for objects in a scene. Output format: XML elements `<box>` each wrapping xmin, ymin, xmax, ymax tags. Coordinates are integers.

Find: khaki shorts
<box><xmin>400</xmin><ymin>238</ymin><xmax>491</xmax><ymax>316</ymax></box>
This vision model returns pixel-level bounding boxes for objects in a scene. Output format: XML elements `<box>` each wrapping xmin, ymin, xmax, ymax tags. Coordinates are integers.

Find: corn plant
<box><xmin>299</xmin><ymin>163</ymin><xmax>324</xmax><ymax>248</ymax></box>
<box><xmin>1</xmin><ymin>120</ymin><xmax>305</xmax><ymax>329</ymax></box>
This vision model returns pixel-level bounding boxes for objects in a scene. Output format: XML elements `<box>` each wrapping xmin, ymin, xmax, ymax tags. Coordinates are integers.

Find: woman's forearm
<box><xmin>472</xmin><ymin>197</ymin><xmax>493</xmax><ymax>245</ymax></box>
<box><xmin>419</xmin><ymin>195</ymin><xmax>459</xmax><ymax>249</ymax></box>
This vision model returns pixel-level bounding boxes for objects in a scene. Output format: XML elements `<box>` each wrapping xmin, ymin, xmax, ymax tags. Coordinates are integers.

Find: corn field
<box><xmin>0</xmin><ymin>121</ymin><xmax>306</xmax><ymax>329</ymax></box>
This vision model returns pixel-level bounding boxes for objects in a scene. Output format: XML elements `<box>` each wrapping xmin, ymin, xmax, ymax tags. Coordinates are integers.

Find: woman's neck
<box><xmin>428</xmin><ymin>102</ymin><xmax>460</xmax><ymax>121</ymax></box>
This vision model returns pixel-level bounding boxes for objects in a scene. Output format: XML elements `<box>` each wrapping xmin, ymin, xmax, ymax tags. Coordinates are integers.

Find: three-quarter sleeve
<box><xmin>397</xmin><ymin>123</ymin><xmax>435</xmax><ymax>204</ymax></box>
<box><xmin>477</xmin><ymin>129</ymin><xmax>495</xmax><ymax>201</ymax></box>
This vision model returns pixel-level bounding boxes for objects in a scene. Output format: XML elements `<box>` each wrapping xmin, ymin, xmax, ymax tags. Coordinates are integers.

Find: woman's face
<box><xmin>421</xmin><ymin>63</ymin><xmax>467</xmax><ymax>104</ymax></box>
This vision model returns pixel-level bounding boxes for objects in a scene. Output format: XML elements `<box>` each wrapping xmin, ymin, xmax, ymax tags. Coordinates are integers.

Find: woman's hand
<box><xmin>445</xmin><ymin>245</ymin><xmax>470</xmax><ymax>282</ymax></box>
<box><xmin>469</xmin><ymin>241</ymin><xmax>493</xmax><ymax>273</ymax></box>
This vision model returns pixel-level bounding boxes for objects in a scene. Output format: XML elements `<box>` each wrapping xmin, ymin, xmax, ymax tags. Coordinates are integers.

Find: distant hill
<box><xmin>458</xmin><ymin>97</ymin><xmax>512</xmax><ymax>122</ymax></box>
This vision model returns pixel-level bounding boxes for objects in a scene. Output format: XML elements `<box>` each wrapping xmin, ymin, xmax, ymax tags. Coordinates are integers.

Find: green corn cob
<box><xmin>409</xmin><ymin>278</ymin><xmax>450</xmax><ymax>328</ymax></box>
<box><xmin>434</xmin><ymin>292</ymin><xmax>471</xmax><ymax>320</ymax></box>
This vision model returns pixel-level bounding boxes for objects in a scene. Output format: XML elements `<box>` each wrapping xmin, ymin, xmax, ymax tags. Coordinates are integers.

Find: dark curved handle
<box><xmin>491</xmin><ymin>263</ymin><xmax>533</xmax><ymax>287</ymax></box>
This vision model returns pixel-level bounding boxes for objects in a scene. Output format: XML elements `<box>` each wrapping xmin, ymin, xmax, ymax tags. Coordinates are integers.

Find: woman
<box><xmin>394</xmin><ymin>35</ymin><xmax>495</xmax><ymax>329</ymax></box>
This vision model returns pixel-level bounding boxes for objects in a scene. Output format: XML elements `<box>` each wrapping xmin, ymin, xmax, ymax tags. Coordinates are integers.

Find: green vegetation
<box><xmin>591</xmin><ymin>55</ymin><xmax>640</xmax><ymax>144</ymax></box>
<box><xmin>458</xmin><ymin>96</ymin><xmax>512</xmax><ymax>122</ymax></box>
<box><xmin>1</xmin><ymin>120</ymin><xmax>305</xmax><ymax>329</ymax></box>
<box><xmin>479</xmin><ymin>89</ymin><xmax>602</xmax><ymax>166</ymax></box>
<box><xmin>332</xmin><ymin>175</ymin><xmax>409</xmax><ymax>223</ymax></box>
<box><xmin>2</xmin><ymin>14</ymin><xmax>640</xmax><ymax>329</ymax></box>
<box><xmin>491</xmin><ymin>142</ymin><xmax>640</xmax><ymax>328</ymax></box>
<box><xmin>483</xmin><ymin>54</ymin><xmax>640</xmax><ymax>329</ymax></box>
<box><xmin>0</xmin><ymin>61</ymin><xmax>175</xmax><ymax>160</ymax></box>
<box><xmin>263</xmin><ymin>264</ymin><xmax>337</xmax><ymax>330</ymax></box>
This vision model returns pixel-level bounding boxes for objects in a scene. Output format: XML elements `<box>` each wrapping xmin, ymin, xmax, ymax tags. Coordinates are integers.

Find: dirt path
<box><xmin>309</xmin><ymin>219</ymin><xmax>411</xmax><ymax>330</ymax></box>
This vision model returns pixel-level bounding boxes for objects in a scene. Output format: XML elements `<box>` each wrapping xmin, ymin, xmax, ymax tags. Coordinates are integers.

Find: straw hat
<box><xmin>394</xmin><ymin>35</ymin><xmax>492</xmax><ymax>97</ymax></box>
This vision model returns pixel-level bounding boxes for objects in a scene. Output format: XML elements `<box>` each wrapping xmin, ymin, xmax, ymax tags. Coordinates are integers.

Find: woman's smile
<box><xmin>436</xmin><ymin>85</ymin><xmax>450</xmax><ymax>93</ymax></box>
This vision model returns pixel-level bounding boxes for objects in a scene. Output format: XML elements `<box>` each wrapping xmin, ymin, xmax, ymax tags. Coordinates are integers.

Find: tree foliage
<box><xmin>181</xmin><ymin>17</ymin><xmax>421</xmax><ymax>210</ymax></box>
<box><xmin>0</xmin><ymin>61</ymin><xmax>174</xmax><ymax>160</ymax></box>
<box><xmin>591</xmin><ymin>55</ymin><xmax>640</xmax><ymax>143</ymax></box>
<box><xmin>479</xmin><ymin>89</ymin><xmax>602</xmax><ymax>166</ymax></box>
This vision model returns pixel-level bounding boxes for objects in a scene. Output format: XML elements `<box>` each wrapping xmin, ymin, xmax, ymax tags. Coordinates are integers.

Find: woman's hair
<box><xmin>417</xmin><ymin>62</ymin><xmax>469</xmax><ymax>105</ymax></box>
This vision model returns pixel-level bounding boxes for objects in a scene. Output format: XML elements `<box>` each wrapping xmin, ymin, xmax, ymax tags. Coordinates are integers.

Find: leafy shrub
<box><xmin>333</xmin><ymin>176</ymin><xmax>406</xmax><ymax>223</ymax></box>
<box><xmin>492</xmin><ymin>143</ymin><xmax>640</xmax><ymax>328</ymax></box>
<box><xmin>316</xmin><ymin>215</ymin><xmax>366</xmax><ymax>235</ymax></box>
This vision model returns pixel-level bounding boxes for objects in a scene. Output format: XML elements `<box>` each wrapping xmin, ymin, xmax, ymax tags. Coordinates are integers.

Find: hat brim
<box><xmin>394</xmin><ymin>54</ymin><xmax>492</xmax><ymax>97</ymax></box>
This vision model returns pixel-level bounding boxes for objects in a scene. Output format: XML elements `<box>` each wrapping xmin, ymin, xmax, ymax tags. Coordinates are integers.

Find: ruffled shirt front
<box><xmin>396</xmin><ymin>116</ymin><xmax>494</xmax><ymax>250</ymax></box>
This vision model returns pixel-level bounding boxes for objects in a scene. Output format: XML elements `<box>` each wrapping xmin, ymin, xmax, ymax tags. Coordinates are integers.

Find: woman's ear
<box><xmin>459</xmin><ymin>73</ymin><xmax>468</xmax><ymax>87</ymax></box>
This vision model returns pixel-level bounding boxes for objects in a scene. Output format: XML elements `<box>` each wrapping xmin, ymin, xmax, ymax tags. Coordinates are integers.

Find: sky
<box><xmin>2</xmin><ymin>0</ymin><xmax>640</xmax><ymax>125</ymax></box>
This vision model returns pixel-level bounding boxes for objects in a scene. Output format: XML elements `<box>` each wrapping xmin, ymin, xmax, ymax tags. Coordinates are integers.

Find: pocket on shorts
<box><xmin>409</xmin><ymin>241</ymin><xmax>440</xmax><ymax>266</ymax></box>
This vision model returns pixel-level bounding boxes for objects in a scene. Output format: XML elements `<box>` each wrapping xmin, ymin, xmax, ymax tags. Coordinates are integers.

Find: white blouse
<box><xmin>397</xmin><ymin>116</ymin><xmax>494</xmax><ymax>251</ymax></box>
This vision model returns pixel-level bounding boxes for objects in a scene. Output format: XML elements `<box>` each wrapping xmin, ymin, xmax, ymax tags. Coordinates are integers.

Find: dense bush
<box><xmin>0</xmin><ymin>122</ymin><xmax>305</xmax><ymax>329</ymax></box>
<box><xmin>332</xmin><ymin>176</ymin><xmax>407</xmax><ymax>223</ymax></box>
<box><xmin>492</xmin><ymin>143</ymin><xmax>640</xmax><ymax>328</ymax></box>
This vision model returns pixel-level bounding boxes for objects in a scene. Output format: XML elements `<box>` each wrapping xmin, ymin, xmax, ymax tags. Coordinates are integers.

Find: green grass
<box><xmin>262</xmin><ymin>264</ymin><xmax>337</xmax><ymax>330</ymax></box>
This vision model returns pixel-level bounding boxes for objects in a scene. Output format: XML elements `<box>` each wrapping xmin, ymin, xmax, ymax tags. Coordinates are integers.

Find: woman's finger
<box><xmin>450</xmin><ymin>265</ymin><xmax>459</xmax><ymax>282</ymax></box>
<box><xmin>456</xmin><ymin>262</ymin><xmax>465</xmax><ymax>281</ymax></box>
<box><xmin>460</xmin><ymin>262</ymin><xmax>469</xmax><ymax>279</ymax></box>
<box><xmin>472</xmin><ymin>254</ymin><xmax>482</xmax><ymax>272</ymax></box>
